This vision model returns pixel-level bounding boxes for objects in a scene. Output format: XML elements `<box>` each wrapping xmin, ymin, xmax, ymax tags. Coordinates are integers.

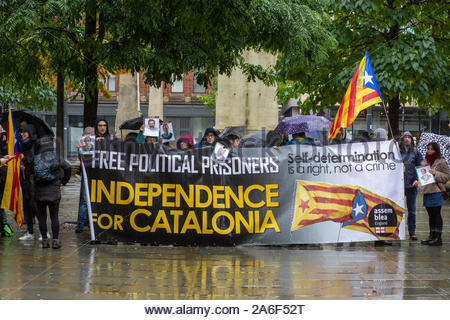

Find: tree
<box><xmin>277</xmin><ymin>0</ymin><xmax>449</xmax><ymax>136</ymax></box>
<box><xmin>1</xmin><ymin>0</ymin><xmax>336</xmax><ymax>127</ymax></box>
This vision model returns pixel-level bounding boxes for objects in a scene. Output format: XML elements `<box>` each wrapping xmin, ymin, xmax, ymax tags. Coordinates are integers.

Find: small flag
<box><xmin>292</xmin><ymin>180</ymin><xmax>404</xmax><ymax>239</ymax></box>
<box><xmin>329</xmin><ymin>52</ymin><xmax>383</xmax><ymax>141</ymax></box>
<box><xmin>375</xmin><ymin>227</ymin><xmax>385</xmax><ymax>233</ymax></box>
<box><xmin>1</xmin><ymin>109</ymin><xmax>23</xmax><ymax>227</ymax></box>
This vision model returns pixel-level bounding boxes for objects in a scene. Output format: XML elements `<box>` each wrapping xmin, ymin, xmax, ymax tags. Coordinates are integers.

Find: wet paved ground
<box><xmin>1</xmin><ymin>176</ymin><xmax>449</xmax><ymax>300</ymax></box>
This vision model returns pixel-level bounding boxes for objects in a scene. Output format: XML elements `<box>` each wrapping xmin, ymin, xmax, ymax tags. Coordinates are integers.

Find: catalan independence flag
<box><xmin>328</xmin><ymin>52</ymin><xmax>383</xmax><ymax>141</ymax></box>
<box><xmin>292</xmin><ymin>181</ymin><xmax>404</xmax><ymax>240</ymax></box>
<box><xmin>1</xmin><ymin>108</ymin><xmax>23</xmax><ymax>227</ymax></box>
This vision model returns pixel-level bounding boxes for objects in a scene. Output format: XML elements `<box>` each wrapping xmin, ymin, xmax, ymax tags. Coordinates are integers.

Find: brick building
<box><xmin>40</xmin><ymin>72</ymin><xmax>215</xmax><ymax>159</ymax></box>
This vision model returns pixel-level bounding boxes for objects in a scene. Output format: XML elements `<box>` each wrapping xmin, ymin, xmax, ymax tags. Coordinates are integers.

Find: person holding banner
<box><xmin>75</xmin><ymin>127</ymin><xmax>95</xmax><ymax>233</ymax></box>
<box><xmin>413</xmin><ymin>142</ymin><xmax>450</xmax><ymax>246</ymax></box>
<box><xmin>177</xmin><ymin>135</ymin><xmax>194</xmax><ymax>150</ymax></box>
<box><xmin>195</xmin><ymin>128</ymin><xmax>219</xmax><ymax>148</ymax></box>
<box><xmin>400</xmin><ymin>131</ymin><xmax>423</xmax><ymax>241</ymax></box>
<box><xmin>94</xmin><ymin>116</ymin><xmax>113</xmax><ymax>146</ymax></box>
<box><xmin>330</xmin><ymin>128</ymin><xmax>350</xmax><ymax>145</ymax></box>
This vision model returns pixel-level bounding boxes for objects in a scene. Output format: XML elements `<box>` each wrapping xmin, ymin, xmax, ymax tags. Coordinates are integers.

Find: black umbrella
<box><xmin>417</xmin><ymin>132</ymin><xmax>450</xmax><ymax>165</ymax></box>
<box><xmin>119</xmin><ymin>117</ymin><xmax>144</xmax><ymax>130</ymax></box>
<box><xmin>219</xmin><ymin>126</ymin><xmax>247</xmax><ymax>139</ymax></box>
<box><xmin>1</xmin><ymin>110</ymin><xmax>54</xmax><ymax>138</ymax></box>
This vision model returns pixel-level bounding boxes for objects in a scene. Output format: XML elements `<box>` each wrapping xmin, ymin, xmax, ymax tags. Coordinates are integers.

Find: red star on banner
<box><xmin>299</xmin><ymin>199</ymin><xmax>309</xmax><ymax>212</ymax></box>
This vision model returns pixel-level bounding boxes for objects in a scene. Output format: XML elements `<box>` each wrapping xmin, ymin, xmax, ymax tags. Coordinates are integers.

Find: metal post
<box><xmin>63</xmin><ymin>101</ymin><xmax>69</xmax><ymax>159</ymax></box>
<box><xmin>366</xmin><ymin>107</ymin><xmax>372</xmax><ymax>133</ymax></box>
<box><xmin>402</xmin><ymin>106</ymin><xmax>405</xmax><ymax>133</ymax></box>
<box><xmin>418</xmin><ymin>108</ymin><xmax>421</xmax><ymax>132</ymax></box>
<box><xmin>81</xmin><ymin>157</ymin><xmax>97</xmax><ymax>243</ymax></box>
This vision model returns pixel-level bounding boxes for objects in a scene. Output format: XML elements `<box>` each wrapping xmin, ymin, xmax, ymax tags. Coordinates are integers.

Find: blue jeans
<box><xmin>405</xmin><ymin>187</ymin><xmax>418</xmax><ymax>233</ymax></box>
<box><xmin>77</xmin><ymin>180</ymin><xmax>88</xmax><ymax>230</ymax></box>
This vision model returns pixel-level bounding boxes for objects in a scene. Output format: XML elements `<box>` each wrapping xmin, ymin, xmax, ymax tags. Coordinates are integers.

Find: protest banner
<box><xmin>81</xmin><ymin>141</ymin><xmax>405</xmax><ymax>245</ymax></box>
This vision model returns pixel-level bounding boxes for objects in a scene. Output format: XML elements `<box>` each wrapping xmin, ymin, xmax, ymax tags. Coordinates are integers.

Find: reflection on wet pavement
<box><xmin>1</xmin><ymin>178</ymin><xmax>449</xmax><ymax>299</ymax></box>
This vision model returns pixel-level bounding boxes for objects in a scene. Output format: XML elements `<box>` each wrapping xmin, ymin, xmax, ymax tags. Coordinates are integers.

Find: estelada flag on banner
<box><xmin>291</xmin><ymin>180</ymin><xmax>404</xmax><ymax>240</ymax></box>
<box><xmin>328</xmin><ymin>52</ymin><xmax>383</xmax><ymax>141</ymax></box>
<box><xmin>1</xmin><ymin>108</ymin><xmax>23</xmax><ymax>227</ymax></box>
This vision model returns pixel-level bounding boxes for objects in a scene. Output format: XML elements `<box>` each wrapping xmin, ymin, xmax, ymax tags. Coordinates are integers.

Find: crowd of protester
<box><xmin>0</xmin><ymin>114</ymin><xmax>448</xmax><ymax>248</ymax></box>
<box><xmin>0</xmin><ymin>118</ymin><xmax>71</xmax><ymax>248</ymax></box>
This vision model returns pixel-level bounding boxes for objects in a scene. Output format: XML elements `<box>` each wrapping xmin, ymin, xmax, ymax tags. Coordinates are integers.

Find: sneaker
<box><xmin>42</xmin><ymin>239</ymin><xmax>50</xmax><ymax>248</ymax></box>
<box><xmin>52</xmin><ymin>239</ymin><xmax>61</xmax><ymax>249</ymax></box>
<box><xmin>19</xmin><ymin>232</ymin><xmax>34</xmax><ymax>241</ymax></box>
<box><xmin>409</xmin><ymin>233</ymin><xmax>418</xmax><ymax>241</ymax></box>
<box><xmin>39</xmin><ymin>232</ymin><xmax>51</xmax><ymax>241</ymax></box>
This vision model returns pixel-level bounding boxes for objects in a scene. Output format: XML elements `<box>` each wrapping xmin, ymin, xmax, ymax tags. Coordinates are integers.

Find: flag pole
<box><xmin>381</xmin><ymin>100</ymin><xmax>401</xmax><ymax>153</ymax></box>
<box><xmin>381</xmin><ymin>101</ymin><xmax>395</xmax><ymax>140</ymax></box>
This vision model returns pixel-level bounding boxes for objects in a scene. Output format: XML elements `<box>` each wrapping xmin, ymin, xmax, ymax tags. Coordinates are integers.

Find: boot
<box><xmin>42</xmin><ymin>239</ymin><xmax>50</xmax><ymax>248</ymax></box>
<box><xmin>409</xmin><ymin>232</ymin><xmax>418</xmax><ymax>241</ymax></box>
<box><xmin>52</xmin><ymin>239</ymin><xmax>61</xmax><ymax>249</ymax></box>
<box><xmin>421</xmin><ymin>231</ymin><xmax>434</xmax><ymax>245</ymax></box>
<box><xmin>428</xmin><ymin>232</ymin><xmax>442</xmax><ymax>246</ymax></box>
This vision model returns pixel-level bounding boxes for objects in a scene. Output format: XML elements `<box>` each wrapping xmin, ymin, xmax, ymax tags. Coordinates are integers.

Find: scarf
<box><xmin>136</xmin><ymin>130</ymin><xmax>145</xmax><ymax>143</ymax></box>
<box><xmin>425</xmin><ymin>153</ymin><xmax>439</xmax><ymax>166</ymax></box>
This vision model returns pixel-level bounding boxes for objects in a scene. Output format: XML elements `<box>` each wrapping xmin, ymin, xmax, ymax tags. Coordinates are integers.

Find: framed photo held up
<box><xmin>415</xmin><ymin>165</ymin><xmax>435</xmax><ymax>186</ymax></box>
<box><xmin>79</xmin><ymin>135</ymin><xmax>95</xmax><ymax>153</ymax></box>
<box><xmin>160</xmin><ymin>121</ymin><xmax>175</xmax><ymax>143</ymax></box>
<box><xmin>144</xmin><ymin>116</ymin><xmax>160</xmax><ymax>137</ymax></box>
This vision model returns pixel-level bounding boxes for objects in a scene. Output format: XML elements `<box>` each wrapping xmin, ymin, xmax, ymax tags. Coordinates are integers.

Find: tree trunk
<box><xmin>387</xmin><ymin>95</ymin><xmax>400</xmax><ymax>138</ymax></box>
<box><xmin>56</xmin><ymin>71</ymin><xmax>64</xmax><ymax>158</ymax></box>
<box><xmin>83</xmin><ymin>2</ymin><xmax>98</xmax><ymax>127</ymax></box>
<box><xmin>83</xmin><ymin>62</ymin><xmax>99</xmax><ymax>127</ymax></box>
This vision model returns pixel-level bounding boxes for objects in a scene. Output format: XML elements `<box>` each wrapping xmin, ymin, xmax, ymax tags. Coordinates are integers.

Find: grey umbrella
<box><xmin>240</xmin><ymin>130</ymin><xmax>268</xmax><ymax>147</ymax></box>
<box><xmin>219</xmin><ymin>126</ymin><xmax>247</xmax><ymax>138</ymax></box>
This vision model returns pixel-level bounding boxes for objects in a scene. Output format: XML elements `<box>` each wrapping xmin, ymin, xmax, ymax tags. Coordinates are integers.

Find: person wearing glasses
<box><xmin>95</xmin><ymin>117</ymin><xmax>111</xmax><ymax>143</ymax></box>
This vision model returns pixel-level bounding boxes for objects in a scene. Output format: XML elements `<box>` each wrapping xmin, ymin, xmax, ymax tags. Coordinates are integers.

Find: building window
<box><xmin>194</xmin><ymin>76</ymin><xmax>206</xmax><ymax>93</ymax></box>
<box><xmin>108</xmin><ymin>75</ymin><xmax>116</xmax><ymax>92</ymax></box>
<box><xmin>171</xmin><ymin>75</ymin><xmax>184</xmax><ymax>93</ymax></box>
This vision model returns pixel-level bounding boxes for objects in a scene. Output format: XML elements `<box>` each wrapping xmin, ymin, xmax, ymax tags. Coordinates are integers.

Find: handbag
<box><xmin>437</xmin><ymin>183</ymin><xmax>449</xmax><ymax>201</ymax></box>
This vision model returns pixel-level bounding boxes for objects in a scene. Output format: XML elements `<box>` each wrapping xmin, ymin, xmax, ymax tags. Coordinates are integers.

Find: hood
<box><xmin>400</xmin><ymin>131</ymin><xmax>414</xmax><ymax>146</ymax></box>
<box><xmin>177</xmin><ymin>135</ymin><xmax>194</xmax><ymax>149</ymax></box>
<box><xmin>203</xmin><ymin>127</ymin><xmax>219</xmax><ymax>137</ymax></box>
<box><xmin>19</xmin><ymin>124</ymin><xmax>37</xmax><ymax>141</ymax></box>
<box><xmin>95</xmin><ymin>116</ymin><xmax>110</xmax><ymax>137</ymax></box>
<box><xmin>373</xmin><ymin>128</ymin><xmax>388</xmax><ymax>141</ymax></box>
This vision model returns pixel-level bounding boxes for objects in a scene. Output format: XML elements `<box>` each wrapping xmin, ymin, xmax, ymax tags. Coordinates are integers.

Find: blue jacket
<box><xmin>400</xmin><ymin>131</ymin><xmax>423</xmax><ymax>189</ymax></box>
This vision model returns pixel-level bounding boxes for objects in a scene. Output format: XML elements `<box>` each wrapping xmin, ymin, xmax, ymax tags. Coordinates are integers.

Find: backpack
<box><xmin>34</xmin><ymin>151</ymin><xmax>59</xmax><ymax>182</ymax></box>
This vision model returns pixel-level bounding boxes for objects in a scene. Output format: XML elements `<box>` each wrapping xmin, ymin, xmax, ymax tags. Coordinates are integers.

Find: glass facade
<box><xmin>165</xmin><ymin>116</ymin><xmax>215</xmax><ymax>144</ymax></box>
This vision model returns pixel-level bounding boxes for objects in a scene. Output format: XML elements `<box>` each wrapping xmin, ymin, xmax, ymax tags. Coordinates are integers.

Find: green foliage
<box><xmin>0</xmin><ymin>80</ymin><xmax>56</xmax><ymax>111</ymax></box>
<box><xmin>1</xmin><ymin>0</ymin><xmax>335</xmax><ymax>122</ymax></box>
<box><xmin>278</xmin><ymin>0</ymin><xmax>449</xmax><ymax>116</ymax></box>
<box><xmin>197</xmin><ymin>77</ymin><xmax>217</xmax><ymax>115</ymax></box>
